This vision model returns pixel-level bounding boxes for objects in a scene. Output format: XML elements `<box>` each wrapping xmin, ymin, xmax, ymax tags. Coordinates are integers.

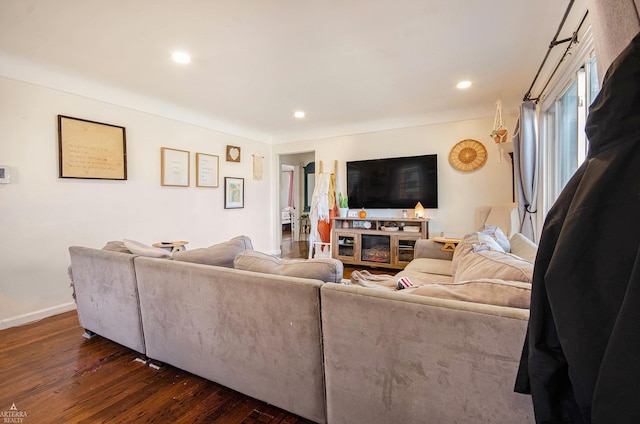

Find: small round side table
<box><xmin>152</xmin><ymin>241</ymin><xmax>189</xmax><ymax>253</ymax></box>
<box><xmin>432</xmin><ymin>237</ymin><xmax>462</xmax><ymax>252</ymax></box>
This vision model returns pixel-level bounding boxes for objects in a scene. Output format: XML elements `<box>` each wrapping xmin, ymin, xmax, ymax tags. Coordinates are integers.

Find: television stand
<box><xmin>331</xmin><ymin>217</ymin><xmax>429</xmax><ymax>270</ymax></box>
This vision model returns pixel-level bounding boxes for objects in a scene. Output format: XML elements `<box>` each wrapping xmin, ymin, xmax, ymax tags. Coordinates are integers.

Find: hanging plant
<box><xmin>491</xmin><ymin>97</ymin><xmax>508</xmax><ymax>162</ymax></box>
<box><xmin>490</xmin><ymin>128</ymin><xmax>508</xmax><ymax>143</ymax></box>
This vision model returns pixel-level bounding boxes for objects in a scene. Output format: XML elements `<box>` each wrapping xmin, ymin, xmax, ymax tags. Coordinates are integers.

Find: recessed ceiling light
<box><xmin>294</xmin><ymin>111</ymin><xmax>306</xmax><ymax>119</ymax></box>
<box><xmin>172</xmin><ymin>51</ymin><xmax>191</xmax><ymax>64</ymax></box>
<box><xmin>457</xmin><ymin>80</ymin><xmax>472</xmax><ymax>89</ymax></box>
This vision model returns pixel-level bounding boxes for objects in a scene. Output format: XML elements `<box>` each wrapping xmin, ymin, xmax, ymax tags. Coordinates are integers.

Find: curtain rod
<box><xmin>523</xmin><ymin>0</ymin><xmax>588</xmax><ymax>103</ymax></box>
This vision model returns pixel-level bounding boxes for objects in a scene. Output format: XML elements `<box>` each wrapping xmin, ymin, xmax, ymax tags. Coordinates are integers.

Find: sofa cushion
<box><xmin>123</xmin><ymin>239</ymin><xmax>172</xmax><ymax>258</ymax></box>
<box><xmin>454</xmin><ymin>249</ymin><xmax>533</xmax><ymax>284</ymax></box>
<box><xmin>229</xmin><ymin>235</ymin><xmax>254</xmax><ymax>250</ymax></box>
<box><xmin>509</xmin><ymin>232</ymin><xmax>537</xmax><ymax>263</ymax></box>
<box><xmin>478</xmin><ymin>224</ymin><xmax>511</xmax><ymax>252</ymax></box>
<box><xmin>402</xmin><ymin>258</ymin><xmax>452</xmax><ymax>277</ymax></box>
<box><xmin>173</xmin><ymin>235</ymin><xmax>253</xmax><ymax>268</ymax></box>
<box><xmin>404</xmin><ymin>279</ymin><xmax>531</xmax><ymax>309</ymax></box>
<box><xmin>234</xmin><ymin>250</ymin><xmax>343</xmax><ymax>283</ymax></box>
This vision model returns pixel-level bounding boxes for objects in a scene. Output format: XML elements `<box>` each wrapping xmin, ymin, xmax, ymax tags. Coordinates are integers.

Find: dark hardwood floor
<box><xmin>0</xmin><ymin>311</ymin><xmax>314</xmax><ymax>424</ymax></box>
<box><xmin>0</xmin><ymin>235</ymin><xmax>391</xmax><ymax>423</ymax></box>
<box><xmin>280</xmin><ymin>230</ymin><xmax>311</xmax><ymax>261</ymax></box>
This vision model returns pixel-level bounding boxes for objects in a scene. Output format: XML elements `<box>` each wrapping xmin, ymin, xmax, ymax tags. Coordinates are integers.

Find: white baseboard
<box><xmin>0</xmin><ymin>302</ymin><xmax>77</xmax><ymax>330</ymax></box>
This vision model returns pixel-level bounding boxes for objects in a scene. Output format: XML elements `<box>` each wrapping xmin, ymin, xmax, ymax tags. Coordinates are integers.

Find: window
<box><xmin>541</xmin><ymin>54</ymin><xmax>600</xmax><ymax>213</ymax></box>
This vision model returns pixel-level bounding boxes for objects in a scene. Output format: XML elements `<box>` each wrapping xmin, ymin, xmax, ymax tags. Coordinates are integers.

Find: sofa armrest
<box><xmin>414</xmin><ymin>239</ymin><xmax>455</xmax><ymax>260</ymax></box>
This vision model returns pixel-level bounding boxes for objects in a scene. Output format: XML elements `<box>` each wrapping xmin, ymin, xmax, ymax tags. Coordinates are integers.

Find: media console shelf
<box><xmin>331</xmin><ymin>217</ymin><xmax>429</xmax><ymax>270</ymax></box>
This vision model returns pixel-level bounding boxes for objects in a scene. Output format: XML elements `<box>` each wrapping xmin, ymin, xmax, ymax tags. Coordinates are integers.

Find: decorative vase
<box><xmin>339</xmin><ymin>208</ymin><xmax>349</xmax><ymax>218</ymax></box>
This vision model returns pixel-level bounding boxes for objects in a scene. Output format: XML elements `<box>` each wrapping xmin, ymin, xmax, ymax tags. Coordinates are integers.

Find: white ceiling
<box><xmin>0</xmin><ymin>0</ymin><xmax>588</xmax><ymax>143</ymax></box>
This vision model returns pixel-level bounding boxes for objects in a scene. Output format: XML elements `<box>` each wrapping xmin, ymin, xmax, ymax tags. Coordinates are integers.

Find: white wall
<box><xmin>273</xmin><ymin>114</ymin><xmax>517</xmax><ymax>239</ymax></box>
<box><xmin>0</xmin><ymin>74</ymin><xmax>517</xmax><ymax>328</ymax></box>
<box><xmin>0</xmin><ymin>77</ymin><xmax>274</xmax><ymax>327</ymax></box>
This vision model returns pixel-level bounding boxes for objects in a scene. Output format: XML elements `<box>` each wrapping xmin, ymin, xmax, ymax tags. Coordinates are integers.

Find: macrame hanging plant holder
<box><xmin>491</xmin><ymin>98</ymin><xmax>508</xmax><ymax>163</ymax></box>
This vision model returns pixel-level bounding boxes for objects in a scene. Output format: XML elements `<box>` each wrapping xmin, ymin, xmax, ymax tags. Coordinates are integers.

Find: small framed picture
<box><xmin>224</xmin><ymin>177</ymin><xmax>244</xmax><ymax>209</ymax></box>
<box><xmin>196</xmin><ymin>153</ymin><xmax>219</xmax><ymax>188</ymax></box>
<box><xmin>161</xmin><ymin>147</ymin><xmax>190</xmax><ymax>187</ymax></box>
<box><xmin>226</xmin><ymin>145</ymin><xmax>241</xmax><ymax>162</ymax></box>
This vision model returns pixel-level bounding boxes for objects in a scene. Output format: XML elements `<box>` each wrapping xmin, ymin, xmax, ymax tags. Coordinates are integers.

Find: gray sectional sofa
<box><xmin>69</xmin><ymin>231</ymin><xmax>537</xmax><ymax>424</ymax></box>
<box><xmin>70</xmin><ymin>236</ymin><xmax>338</xmax><ymax>423</ymax></box>
<box><xmin>135</xmin><ymin>257</ymin><xmax>328</xmax><ymax>423</ymax></box>
<box><xmin>322</xmin><ymin>230</ymin><xmax>537</xmax><ymax>423</ymax></box>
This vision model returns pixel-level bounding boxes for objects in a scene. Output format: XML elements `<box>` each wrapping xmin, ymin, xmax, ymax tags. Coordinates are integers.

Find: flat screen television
<box><xmin>347</xmin><ymin>154</ymin><xmax>438</xmax><ymax>209</ymax></box>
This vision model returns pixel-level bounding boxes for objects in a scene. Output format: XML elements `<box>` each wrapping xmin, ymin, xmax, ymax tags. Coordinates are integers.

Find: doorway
<box><xmin>280</xmin><ymin>164</ymin><xmax>295</xmax><ymax>241</ymax></box>
<box><xmin>279</xmin><ymin>151</ymin><xmax>315</xmax><ymax>257</ymax></box>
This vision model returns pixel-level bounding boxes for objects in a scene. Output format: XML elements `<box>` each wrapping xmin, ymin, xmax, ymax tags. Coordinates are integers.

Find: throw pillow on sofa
<box><xmin>509</xmin><ymin>232</ymin><xmax>538</xmax><ymax>263</ymax></box>
<box><xmin>173</xmin><ymin>235</ymin><xmax>253</xmax><ymax>268</ymax></box>
<box><xmin>102</xmin><ymin>240</ymin><xmax>133</xmax><ymax>254</ymax></box>
<box><xmin>234</xmin><ymin>250</ymin><xmax>344</xmax><ymax>283</ymax></box>
<box><xmin>123</xmin><ymin>239</ymin><xmax>172</xmax><ymax>258</ymax></box>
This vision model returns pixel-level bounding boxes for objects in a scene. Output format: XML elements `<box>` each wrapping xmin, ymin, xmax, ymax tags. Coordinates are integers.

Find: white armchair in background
<box><xmin>476</xmin><ymin>203</ymin><xmax>520</xmax><ymax>238</ymax></box>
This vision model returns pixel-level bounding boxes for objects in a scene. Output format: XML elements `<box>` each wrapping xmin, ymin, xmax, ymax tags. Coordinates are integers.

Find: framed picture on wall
<box><xmin>224</xmin><ymin>177</ymin><xmax>244</xmax><ymax>209</ymax></box>
<box><xmin>196</xmin><ymin>153</ymin><xmax>219</xmax><ymax>188</ymax></box>
<box><xmin>226</xmin><ymin>145</ymin><xmax>241</xmax><ymax>162</ymax></box>
<box><xmin>58</xmin><ymin>115</ymin><xmax>127</xmax><ymax>180</ymax></box>
<box><xmin>161</xmin><ymin>147</ymin><xmax>190</xmax><ymax>187</ymax></box>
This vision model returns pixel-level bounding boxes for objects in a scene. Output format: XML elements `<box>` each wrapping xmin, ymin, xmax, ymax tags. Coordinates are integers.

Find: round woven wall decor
<box><xmin>448</xmin><ymin>139</ymin><xmax>487</xmax><ymax>172</ymax></box>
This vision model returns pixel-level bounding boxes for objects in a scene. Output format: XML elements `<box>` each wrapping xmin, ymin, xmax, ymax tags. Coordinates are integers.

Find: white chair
<box><xmin>311</xmin><ymin>240</ymin><xmax>332</xmax><ymax>258</ymax></box>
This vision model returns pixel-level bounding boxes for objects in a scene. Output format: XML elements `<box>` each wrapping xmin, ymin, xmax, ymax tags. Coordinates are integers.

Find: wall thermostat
<box><xmin>0</xmin><ymin>166</ymin><xmax>11</xmax><ymax>183</ymax></box>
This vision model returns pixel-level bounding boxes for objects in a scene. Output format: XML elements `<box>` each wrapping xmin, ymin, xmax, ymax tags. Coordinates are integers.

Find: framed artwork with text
<box><xmin>58</xmin><ymin>115</ymin><xmax>127</xmax><ymax>180</ymax></box>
